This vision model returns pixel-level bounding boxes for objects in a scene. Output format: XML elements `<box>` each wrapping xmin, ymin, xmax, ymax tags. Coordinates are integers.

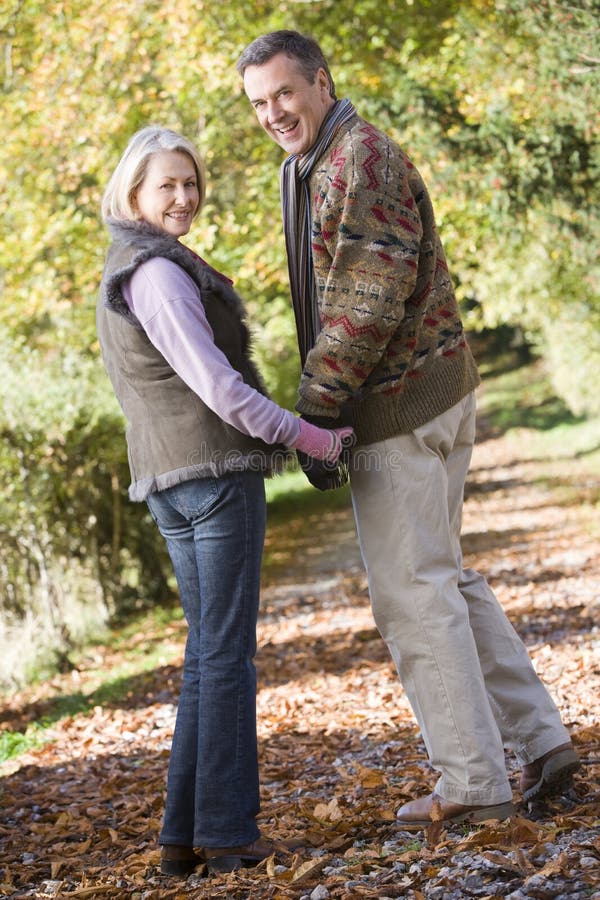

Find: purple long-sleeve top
<box><xmin>122</xmin><ymin>256</ymin><xmax>300</xmax><ymax>447</ymax></box>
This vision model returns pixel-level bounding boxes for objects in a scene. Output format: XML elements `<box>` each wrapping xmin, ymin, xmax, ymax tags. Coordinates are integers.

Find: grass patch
<box><xmin>477</xmin><ymin>357</ymin><xmax>600</xmax><ymax>461</ymax></box>
<box><xmin>0</xmin><ymin>728</ymin><xmax>42</xmax><ymax>763</ymax></box>
<box><xmin>266</xmin><ymin>465</ymin><xmax>351</xmax><ymax>518</ymax></box>
<box><xmin>478</xmin><ymin>355</ymin><xmax>582</xmax><ymax>431</ymax></box>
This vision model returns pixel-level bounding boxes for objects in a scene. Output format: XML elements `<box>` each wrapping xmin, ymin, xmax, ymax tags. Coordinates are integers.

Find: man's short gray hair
<box><xmin>236</xmin><ymin>30</ymin><xmax>336</xmax><ymax>100</ymax></box>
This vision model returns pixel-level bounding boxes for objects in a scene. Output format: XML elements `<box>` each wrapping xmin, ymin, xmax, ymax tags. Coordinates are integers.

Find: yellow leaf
<box><xmin>291</xmin><ymin>857</ymin><xmax>328</xmax><ymax>883</ymax></box>
<box><xmin>50</xmin><ymin>860</ymin><xmax>66</xmax><ymax>878</ymax></box>
<box><xmin>528</xmin><ymin>851</ymin><xmax>569</xmax><ymax>880</ymax></box>
<box><xmin>430</xmin><ymin>796</ymin><xmax>444</xmax><ymax>821</ymax></box>
<box><xmin>313</xmin><ymin>797</ymin><xmax>343</xmax><ymax>823</ymax></box>
<box><xmin>377</xmin><ymin>807</ymin><xmax>397</xmax><ymax>821</ymax></box>
<box><xmin>357</xmin><ymin>765</ymin><xmax>385</xmax><ymax>788</ymax></box>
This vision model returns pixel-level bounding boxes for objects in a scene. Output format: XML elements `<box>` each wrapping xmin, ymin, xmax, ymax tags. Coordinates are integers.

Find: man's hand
<box><xmin>294</xmin><ymin>416</ymin><xmax>356</xmax><ymax>491</ymax></box>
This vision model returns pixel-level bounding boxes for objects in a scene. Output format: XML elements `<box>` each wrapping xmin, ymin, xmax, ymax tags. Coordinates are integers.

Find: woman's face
<box><xmin>134</xmin><ymin>150</ymin><xmax>200</xmax><ymax>237</ymax></box>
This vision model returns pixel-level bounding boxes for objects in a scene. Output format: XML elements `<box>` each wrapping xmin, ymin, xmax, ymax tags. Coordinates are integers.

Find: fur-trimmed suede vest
<box><xmin>97</xmin><ymin>219</ymin><xmax>288</xmax><ymax>501</ymax></box>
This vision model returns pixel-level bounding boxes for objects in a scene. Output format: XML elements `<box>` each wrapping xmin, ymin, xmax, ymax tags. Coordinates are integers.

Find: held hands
<box><xmin>291</xmin><ymin>418</ymin><xmax>355</xmax><ymax>464</ymax></box>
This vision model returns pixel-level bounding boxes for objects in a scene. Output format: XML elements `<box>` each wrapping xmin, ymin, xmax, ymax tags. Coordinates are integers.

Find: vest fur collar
<box><xmin>101</xmin><ymin>217</ymin><xmax>245</xmax><ymax>328</ymax></box>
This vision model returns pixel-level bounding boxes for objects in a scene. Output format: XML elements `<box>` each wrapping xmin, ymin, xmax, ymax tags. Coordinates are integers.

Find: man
<box><xmin>236</xmin><ymin>30</ymin><xmax>580</xmax><ymax>827</ymax></box>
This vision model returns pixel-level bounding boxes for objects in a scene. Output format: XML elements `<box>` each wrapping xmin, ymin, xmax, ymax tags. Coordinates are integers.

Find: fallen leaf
<box><xmin>313</xmin><ymin>797</ymin><xmax>344</xmax><ymax>823</ymax></box>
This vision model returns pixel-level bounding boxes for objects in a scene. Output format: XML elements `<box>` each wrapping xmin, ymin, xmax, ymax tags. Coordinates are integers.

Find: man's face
<box><xmin>243</xmin><ymin>52</ymin><xmax>335</xmax><ymax>156</ymax></box>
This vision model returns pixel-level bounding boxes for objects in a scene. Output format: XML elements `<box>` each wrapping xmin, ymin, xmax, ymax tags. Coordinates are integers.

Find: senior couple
<box><xmin>97</xmin><ymin>30</ymin><xmax>580</xmax><ymax>877</ymax></box>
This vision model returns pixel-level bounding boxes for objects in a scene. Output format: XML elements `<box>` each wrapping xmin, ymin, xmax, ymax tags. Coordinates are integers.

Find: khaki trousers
<box><xmin>350</xmin><ymin>392</ymin><xmax>570</xmax><ymax>804</ymax></box>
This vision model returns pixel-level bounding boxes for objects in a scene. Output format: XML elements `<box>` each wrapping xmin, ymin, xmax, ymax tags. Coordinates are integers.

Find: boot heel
<box><xmin>160</xmin><ymin>845</ymin><xmax>201</xmax><ymax>876</ymax></box>
<box><xmin>206</xmin><ymin>854</ymin><xmax>243</xmax><ymax>874</ymax></box>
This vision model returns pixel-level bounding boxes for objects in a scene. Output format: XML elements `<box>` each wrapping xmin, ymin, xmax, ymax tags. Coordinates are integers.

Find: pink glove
<box><xmin>291</xmin><ymin>419</ymin><xmax>355</xmax><ymax>463</ymax></box>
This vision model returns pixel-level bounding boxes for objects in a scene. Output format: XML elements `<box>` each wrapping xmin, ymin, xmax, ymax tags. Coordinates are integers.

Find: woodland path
<box><xmin>1</xmin><ymin>420</ymin><xmax>599</xmax><ymax>899</ymax></box>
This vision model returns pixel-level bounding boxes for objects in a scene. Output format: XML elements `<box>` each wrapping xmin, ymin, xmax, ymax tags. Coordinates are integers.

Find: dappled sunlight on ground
<box><xmin>1</xmin><ymin>430</ymin><xmax>598</xmax><ymax>898</ymax></box>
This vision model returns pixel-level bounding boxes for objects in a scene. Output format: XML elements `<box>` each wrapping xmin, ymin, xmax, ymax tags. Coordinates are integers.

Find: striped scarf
<box><xmin>280</xmin><ymin>98</ymin><xmax>356</xmax><ymax>365</ymax></box>
<box><xmin>280</xmin><ymin>99</ymin><xmax>357</xmax><ymax>491</ymax></box>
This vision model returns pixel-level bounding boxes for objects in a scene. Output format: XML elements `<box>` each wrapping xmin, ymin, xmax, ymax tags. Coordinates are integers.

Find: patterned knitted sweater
<box><xmin>295</xmin><ymin>113</ymin><xmax>480</xmax><ymax>444</ymax></box>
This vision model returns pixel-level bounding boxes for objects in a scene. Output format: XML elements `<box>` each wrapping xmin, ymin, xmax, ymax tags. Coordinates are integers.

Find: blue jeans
<box><xmin>146</xmin><ymin>471</ymin><xmax>266</xmax><ymax>848</ymax></box>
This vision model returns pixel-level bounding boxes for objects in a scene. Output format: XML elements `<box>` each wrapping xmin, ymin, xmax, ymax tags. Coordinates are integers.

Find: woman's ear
<box><xmin>130</xmin><ymin>192</ymin><xmax>140</xmax><ymax>217</ymax></box>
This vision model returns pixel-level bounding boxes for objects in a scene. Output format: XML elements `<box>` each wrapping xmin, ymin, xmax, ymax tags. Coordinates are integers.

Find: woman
<box><xmin>97</xmin><ymin>126</ymin><xmax>352</xmax><ymax>876</ymax></box>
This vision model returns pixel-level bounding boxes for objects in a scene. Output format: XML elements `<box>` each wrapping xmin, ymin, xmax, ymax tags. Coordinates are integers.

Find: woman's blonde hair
<box><xmin>101</xmin><ymin>126</ymin><xmax>206</xmax><ymax>223</ymax></box>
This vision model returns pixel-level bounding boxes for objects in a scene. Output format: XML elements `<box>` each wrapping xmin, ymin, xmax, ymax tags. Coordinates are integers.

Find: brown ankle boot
<box><xmin>204</xmin><ymin>836</ymin><xmax>297</xmax><ymax>874</ymax></box>
<box><xmin>396</xmin><ymin>791</ymin><xmax>515</xmax><ymax>828</ymax></box>
<box><xmin>520</xmin><ymin>743</ymin><xmax>581</xmax><ymax>801</ymax></box>
<box><xmin>160</xmin><ymin>844</ymin><xmax>202</xmax><ymax>876</ymax></box>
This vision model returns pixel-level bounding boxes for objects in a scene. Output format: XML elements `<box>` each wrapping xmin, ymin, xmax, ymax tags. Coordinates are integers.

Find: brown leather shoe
<box><xmin>205</xmin><ymin>836</ymin><xmax>288</xmax><ymax>874</ymax></box>
<box><xmin>396</xmin><ymin>791</ymin><xmax>515</xmax><ymax>828</ymax></box>
<box><xmin>520</xmin><ymin>742</ymin><xmax>581</xmax><ymax>801</ymax></box>
<box><xmin>160</xmin><ymin>844</ymin><xmax>203</xmax><ymax>876</ymax></box>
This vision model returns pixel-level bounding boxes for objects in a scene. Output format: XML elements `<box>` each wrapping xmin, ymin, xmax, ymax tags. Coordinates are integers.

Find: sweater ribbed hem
<box><xmin>129</xmin><ymin>454</ymin><xmax>293</xmax><ymax>502</ymax></box>
<box><xmin>353</xmin><ymin>356</ymin><xmax>481</xmax><ymax>444</ymax></box>
<box><xmin>295</xmin><ymin>354</ymin><xmax>481</xmax><ymax>445</ymax></box>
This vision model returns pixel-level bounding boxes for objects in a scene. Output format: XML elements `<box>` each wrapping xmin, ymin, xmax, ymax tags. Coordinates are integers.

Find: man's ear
<box><xmin>317</xmin><ymin>67</ymin><xmax>330</xmax><ymax>92</ymax></box>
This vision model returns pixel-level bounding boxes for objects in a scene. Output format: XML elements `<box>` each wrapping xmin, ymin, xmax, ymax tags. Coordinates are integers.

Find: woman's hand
<box><xmin>291</xmin><ymin>419</ymin><xmax>355</xmax><ymax>463</ymax></box>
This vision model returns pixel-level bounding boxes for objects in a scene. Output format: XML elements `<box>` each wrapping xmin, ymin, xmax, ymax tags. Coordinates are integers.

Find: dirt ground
<box><xmin>1</xmin><ymin>421</ymin><xmax>599</xmax><ymax>898</ymax></box>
